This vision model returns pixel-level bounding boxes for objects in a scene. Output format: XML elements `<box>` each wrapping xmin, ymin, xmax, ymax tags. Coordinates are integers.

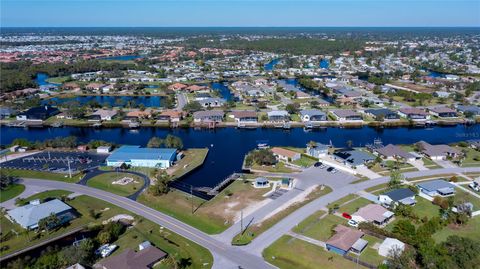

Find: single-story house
<box><xmin>429</xmin><ymin>107</ymin><xmax>458</xmax><ymax>118</ymax></box>
<box><xmin>198</xmin><ymin>97</ymin><xmax>226</xmax><ymax>108</ymax></box>
<box><xmin>167</xmin><ymin>83</ymin><xmax>188</xmax><ymax>91</ymax></box>
<box><xmin>85</xmin><ymin>83</ymin><xmax>106</xmax><ymax>91</ymax></box>
<box><xmin>333</xmin><ymin>149</ymin><xmax>375</xmax><ymax>167</ymax></box>
<box><xmin>416</xmin><ymin>141</ymin><xmax>462</xmax><ymax>160</ymax></box>
<box><xmin>192</xmin><ymin>110</ymin><xmax>224</xmax><ymax>123</ymax></box>
<box><xmin>467</xmin><ymin>139</ymin><xmax>480</xmax><ymax>149</ymax></box>
<box><xmin>373</xmin><ymin>144</ymin><xmax>416</xmax><ymax>162</ymax></box>
<box><xmin>126</xmin><ymin>110</ymin><xmax>152</xmax><ymax>120</ymax></box>
<box><xmin>94</xmin><ymin>245</ymin><xmax>167</xmax><ymax>269</ymax></box>
<box><xmin>89</xmin><ymin>109</ymin><xmax>117</xmax><ymax>121</ymax></box>
<box><xmin>417</xmin><ymin>179</ymin><xmax>455</xmax><ymax>197</ymax></box>
<box><xmin>186</xmin><ymin>85</ymin><xmax>209</xmax><ymax>93</ymax></box>
<box><xmin>230</xmin><ymin>111</ymin><xmax>258</xmax><ymax>123</ymax></box>
<box><xmin>267</xmin><ymin>110</ymin><xmax>290</xmax><ymax>122</ymax></box>
<box><xmin>7</xmin><ymin>199</ymin><xmax>76</xmax><ymax>230</ymax></box>
<box><xmin>456</xmin><ymin>105</ymin><xmax>480</xmax><ymax>116</ymax></box>
<box><xmin>16</xmin><ymin>106</ymin><xmax>60</xmax><ymax>121</ymax></box>
<box><xmin>364</xmin><ymin>108</ymin><xmax>399</xmax><ymax>120</ymax></box>
<box><xmin>330</xmin><ymin>109</ymin><xmax>363</xmax><ymax>122</ymax></box>
<box><xmin>398</xmin><ymin>108</ymin><xmax>430</xmax><ymax>121</ymax></box>
<box><xmin>326</xmin><ymin>225</ymin><xmax>368</xmax><ymax>255</ymax></box>
<box><xmin>351</xmin><ymin>204</ymin><xmax>394</xmax><ymax>225</ymax></box>
<box><xmin>299</xmin><ymin>110</ymin><xmax>327</xmax><ymax>122</ymax></box>
<box><xmin>306</xmin><ymin>143</ymin><xmax>329</xmax><ymax>158</ymax></box>
<box><xmin>378</xmin><ymin>238</ymin><xmax>405</xmax><ymax>257</ymax></box>
<box><xmin>157</xmin><ymin>110</ymin><xmax>183</xmax><ymax>122</ymax></box>
<box><xmin>379</xmin><ymin>188</ymin><xmax>416</xmax><ymax>207</ymax></box>
<box><xmin>271</xmin><ymin>147</ymin><xmax>301</xmax><ymax>162</ymax></box>
<box><xmin>56</xmin><ymin>112</ymin><xmax>74</xmax><ymax>120</ymax></box>
<box><xmin>0</xmin><ymin>107</ymin><xmax>15</xmax><ymax>119</ymax></box>
<box><xmin>106</xmin><ymin>145</ymin><xmax>177</xmax><ymax>169</ymax></box>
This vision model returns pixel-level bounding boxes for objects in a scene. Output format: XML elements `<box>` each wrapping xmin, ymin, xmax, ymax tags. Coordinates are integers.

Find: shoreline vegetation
<box><xmin>2</xmin><ymin>118</ymin><xmax>477</xmax><ymax>129</ymax></box>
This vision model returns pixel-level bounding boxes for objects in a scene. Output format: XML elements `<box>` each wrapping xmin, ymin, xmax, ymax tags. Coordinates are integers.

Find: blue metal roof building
<box><xmin>106</xmin><ymin>145</ymin><xmax>177</xmax><ymax>168</ymax></box>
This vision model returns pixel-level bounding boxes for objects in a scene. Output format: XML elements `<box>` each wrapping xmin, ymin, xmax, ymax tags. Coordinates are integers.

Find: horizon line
<box><xmin>2</xmin><ymin>26</ymin><xmax>480</xmax><ymax>28</ymax></box>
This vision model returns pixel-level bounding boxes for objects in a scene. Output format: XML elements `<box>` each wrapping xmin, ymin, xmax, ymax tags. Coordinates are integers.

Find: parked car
<box><xmin>327</xmin><ymin>167</ymin><xmax>338</xmax><ymax>173</ymax></box>
<box><xmin>347</xmin><ymin>219</ymin><xmax>359</xmax><ymax>228</ymax></box>
<box><xmin>469</xmin><ymin>182</ymin><xmax>480</xmax><ymax>192</ymax></box>
<box><xmin>314</xmin><ymin>162</ymin><xmax>322</xmax><ymax>167</ymax></box>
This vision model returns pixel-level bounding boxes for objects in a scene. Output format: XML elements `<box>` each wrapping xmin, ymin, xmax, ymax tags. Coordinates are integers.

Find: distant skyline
<box><xmin>1</xmin><ymin>0</ymin><xmax>479</xmax><ymax>27</ymax></box>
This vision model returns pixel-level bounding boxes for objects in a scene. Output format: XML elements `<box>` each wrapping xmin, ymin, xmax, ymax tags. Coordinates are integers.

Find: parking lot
<box><xmin>0</xmin><ymin>151</ymin><xmax>108</xmax><ymax>174</ymax></box>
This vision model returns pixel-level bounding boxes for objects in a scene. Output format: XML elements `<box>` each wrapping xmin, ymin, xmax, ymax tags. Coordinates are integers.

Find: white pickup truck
<box><xmin>469</xmin><ymin>182</ymin><xmax>480</xmax><ymax>192</ymax></box>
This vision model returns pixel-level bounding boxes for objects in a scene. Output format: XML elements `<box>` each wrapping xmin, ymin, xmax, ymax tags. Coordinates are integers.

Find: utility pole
<box><xmin>240</xmin><ymin>210</ymin><xmax>243</xmax><ymax>235</ymax></box>
<box><xmin>67</xmin><ymin>157</ymin><xmax>72</xmax><ymax>178</ymax></box>
<box><xmin>190</xmin><ymin>185</ymin><xmax>193</xmax><ymax>214</ymax></box>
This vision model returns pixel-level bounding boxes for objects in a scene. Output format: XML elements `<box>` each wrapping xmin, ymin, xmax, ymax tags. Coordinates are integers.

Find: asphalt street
<box><xmin>9</xmin><ymin>166</ymin><xmax>480</xmax><ymax>268</ymax></box>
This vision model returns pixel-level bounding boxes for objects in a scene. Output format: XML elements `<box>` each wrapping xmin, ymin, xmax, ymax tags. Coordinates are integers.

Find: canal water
<box><xmin>99</xmin><ymin>55</ymin><xmax>143</xmax><ymax>61</ymax></box>
<box><xmin>264</xmin><ymin>58</ymin><xmax>281</xmax><ymax>71</ymax></box>
<box><xmin>41</xmin><ymin>95</ymin><xmax>164</xmax><ymax>108</ymax></box>
<box><xmin>36</xmin><ymin>73</ymin><xmax>61</xmax><ymax>87</ymax></box>
<box><xmin>319</xmin><ymin>59</ymin><xmax>330</xmax><ymax>69</ymax></box>
<box><xmin>278</xmin><ymin>78</ymin><xmax>334</xmax><ymax>103</ymax></box>
<box><xmin>1</xmin><ymin>125</ymin><xmax>478</xmax><ymax>188</ymax></box>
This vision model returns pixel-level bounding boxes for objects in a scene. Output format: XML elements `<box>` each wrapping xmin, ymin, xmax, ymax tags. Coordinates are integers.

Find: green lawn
<box><xmin>327</xmin><ymin>194</ymin><xmax>358</xmax><ymax>211</ymax></box>
<box><xmin>87</xmin><ymin>172</ymin><xmax>144</xmax><ymax>197</ymax></box>
<box><xmin>0</xmin><ymin>184</ymin><xmax>25</xmax><ymax>202</ymax></box>
<box><xmin>294</xmin><ymin>213</ymin><xmax>346</xmax><ymax>241</ymax></box>
<box><xmin>1</xmin><ymin>191</ymin><xmax>213</xmax><ymax>268</ymax></box>
<box><xmin>433</xmin><ymin>217</ymin><xmax>480</xmax><ymax>243</ymax></box>
<box><xmin>421</xmin><ymin>158</ymin><xmax>442</xmax><ymax>169</ymax></box>
<box><xmin>15</xmin><ymin>189</ymin><xmax>72</xmax><ymax>205</ymax></box>
<box><xmin>46</xmin><ymin>76</ymin><xmax>70</xmax><ymax>84</ymax></box>
<box><xmin>263</xmin><ymin>235</ymin><xmax>357</xmax><ymax>269</ymax></box>
<box><xmin>459</xmin><ymin>147</ymin><xmax>480</xmax><ymax>167</ymax></box>
<box><xmin>112</xmin><ymin>218</ymin><xmax>213</xmax><ymax>269</ymax></box>
<box><xmin>291</xmin><ymin>154</ymin><xmax>317</xmax><ymax>168</ymax></box>
<box><xmin>353</xmin><ymin>234</ymin><xmax>385</xmax><ymax>266</ymax></box>
<box><xmin>412</xmin><ymin>197</ymin><xmax>441</xmax><ymax>219</ymax></box>
<box><xmin>168</xmin><ymin>148</ymin><xmax>209</xmax><ymax>180</ymax></box>
<box><xmin>454</xmin><ymin>189</ymin><xmax>480</xmax><ymax>210</ymax></box>
<box><xmin>2</xmin><ymin>168</ymin><xmax>81</xmax><ymax>183</ymax></box>
<box><xmin>337</xmin><ymin>197</ymin><xmax>372</xmax><ymax>214</ymax></box>
<box><xmin>251</xmin><ymin>162</ymin><xmax>297</xmax><ymax>173</ymax></box>
<box><xmin>232</xmin><ymin>186</ymin><xmax>333</xmax><ymax>245</ymax></box>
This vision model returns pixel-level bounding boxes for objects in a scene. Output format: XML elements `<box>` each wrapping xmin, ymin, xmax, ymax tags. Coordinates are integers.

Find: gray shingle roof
<box><xmin>7</xmin><ymin>199</ymin><xmax>72</xmax><ymax>229</ymax></box>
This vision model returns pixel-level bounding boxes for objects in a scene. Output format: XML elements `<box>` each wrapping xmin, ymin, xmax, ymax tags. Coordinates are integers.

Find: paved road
<box><xmin>240</xmin><ymin>167</ymin><xmax>480</xmax><ymax>255</ymax></box>
<box><xmin>78</xmin><ymin>168</ymin><xmax>151</xmax><ymax>200</ymax></box>
<box><xmin>11</xmin><ymin>167</ymin><xmax>480</xmax><ymax>268</ymax></box>
<box><xmin>15</xmin><ymin>178</ymin><xmax>273</xmax><ymax>269</ymax></box>
<box><xmin>215</xmin><ymin>166</ymin><xmax>357</xmax><ymax>243</ymax></box>
<box><xmin>176</xmin><ymin>93</ymin><xmax>188</xmax><ymax>111</ymax></box>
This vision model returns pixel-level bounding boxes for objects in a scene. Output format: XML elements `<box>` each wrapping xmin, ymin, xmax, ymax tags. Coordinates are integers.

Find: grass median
<box><xmin>2</xmin><ymin>168</ymin><xmax>81</xmax><ymax>183</ymax></box>
<box><xmin>86</xmin><ymin>172</ymin><xmax>144</xmax><ymax>197</ymax></box>
<box><xmin>232</xmin><ymin>185</ymin><xmax>333</xmax><ymax>245</ymax></box>
<box><xmin>0</xmin><ymin>184</ymin><xmax>25</xmax><ymax>203</ymax></box>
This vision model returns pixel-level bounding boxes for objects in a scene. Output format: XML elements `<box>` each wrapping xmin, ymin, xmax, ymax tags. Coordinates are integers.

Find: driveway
<box><xmin>214</xmin><ymin>166</ymin><xmax>357</xmax><ymax>243</ymax></box>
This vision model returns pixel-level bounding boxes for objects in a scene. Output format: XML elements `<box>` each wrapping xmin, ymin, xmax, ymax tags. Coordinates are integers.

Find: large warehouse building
<box><xmin>106</xmin><ymin>145</ymin><xmax>177</xmax><ymax>168</ymax></box>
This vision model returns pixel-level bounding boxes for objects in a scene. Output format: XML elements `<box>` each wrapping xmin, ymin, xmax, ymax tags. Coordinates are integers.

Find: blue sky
<box><xmin>1</xmin><ymin>0</ymin><xmax>479</xmax><ymax>27</ymax></box>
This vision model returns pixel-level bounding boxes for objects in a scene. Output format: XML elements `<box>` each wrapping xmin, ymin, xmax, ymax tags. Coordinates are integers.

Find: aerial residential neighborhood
<box><xmin>0</xmin><ymin>1</ymin><xmax>479</xmax><ymax>269</ymax></box>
